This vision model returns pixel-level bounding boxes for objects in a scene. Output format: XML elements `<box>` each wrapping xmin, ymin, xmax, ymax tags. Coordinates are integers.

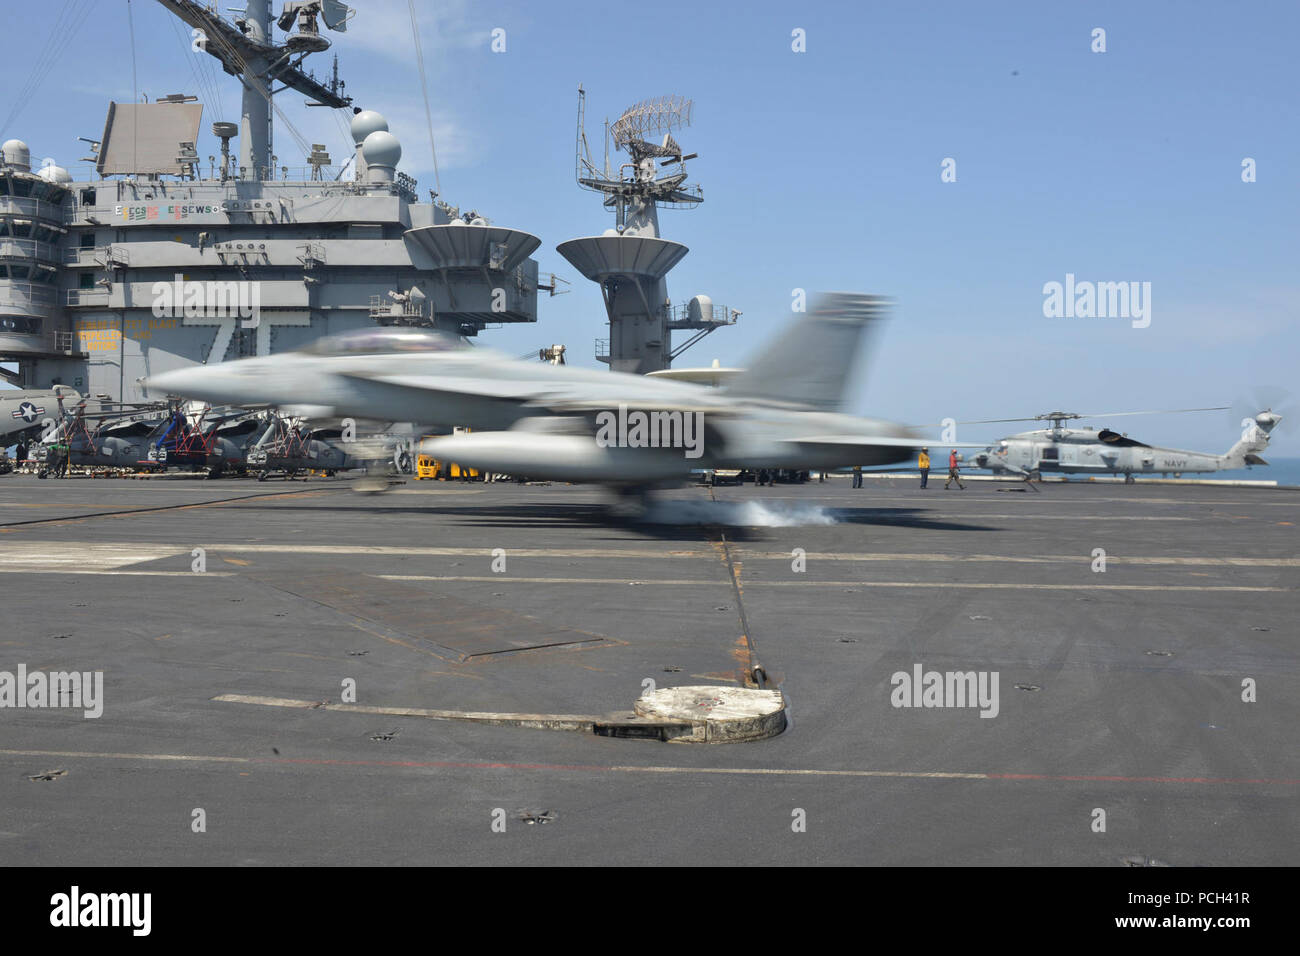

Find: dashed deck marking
<box><xmin>378</xmin><ymin>575</ymin><xmax>1287</xmax><ymax>592</ymax></box>
<box><xmin>4</xmin><ymin>540</ymin><xmax>1294</xmax><ymax>567</ymax></box>
<box><xmin>0</xmin><ymin>748</ymin><xmax>1295</xmax><ymax>787</ymax></box>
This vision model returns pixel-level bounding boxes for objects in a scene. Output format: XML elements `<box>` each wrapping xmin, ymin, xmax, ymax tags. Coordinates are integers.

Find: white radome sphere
<box><xmin>350</xmin><ymin>110</ymin><xmax>388</xmax><ymax>146</ymax></box>
<box><xmin>360</xmin><ymin>130</ymin><xmax>401</xmax><ymax>168</ymax></box>
<box><xmin>2</xmin><ymin>139</ymin><xmax>31</xmax><ymax>170</ymax></box>
<box><xmin>38</xmin><ymin>163</ymin><xmax>72</xmax><ymax>184</ymax></box>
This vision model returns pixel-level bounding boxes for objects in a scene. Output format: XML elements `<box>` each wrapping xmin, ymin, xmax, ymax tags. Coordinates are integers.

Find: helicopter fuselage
<box><xmin>971</xmin><ymin>427</ymin><xmax>1229</xmax><ymax>477</ymax></box>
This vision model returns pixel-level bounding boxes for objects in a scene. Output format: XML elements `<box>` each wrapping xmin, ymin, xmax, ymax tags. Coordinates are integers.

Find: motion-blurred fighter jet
<box><xmin>145</xmin><ymin>293</ymin><xmax>936</xmax><ymax>495</ymax></box>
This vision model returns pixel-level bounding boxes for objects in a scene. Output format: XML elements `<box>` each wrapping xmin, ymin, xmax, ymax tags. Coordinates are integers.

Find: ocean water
<box><xmin>1198</xmin><ymin>457</ymin><xmax>1300</xmax><ymax>487</ymax></box>
<box><xmin>859</xmin><ymin>457</ymin><xmax>1300</xmax><ymax>487</ymax></box>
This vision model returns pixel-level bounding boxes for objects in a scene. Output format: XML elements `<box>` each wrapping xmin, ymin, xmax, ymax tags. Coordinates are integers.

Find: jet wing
<box><xmin>787</xmin><ymin>436</ymin><xmax>986</xmax><ymax>448</ymax></box>
<box><xmin>528</xmin><ymin>397</ymin><xmax>729</xmax><ymax>416</ymax></box>
<box><xmin>781</xmin><ymin>435</ymin><xmax>987</xmax><ymax>466</ymax></box>
<box><xmin>337</xmin><ymin>371</ymin><xmax>730</xmax><ymax>416</ymax></box>
<box><xmin>338</xmin><ymin>372</ymin><xmax>552</xmax><ymax>404</ymax></box>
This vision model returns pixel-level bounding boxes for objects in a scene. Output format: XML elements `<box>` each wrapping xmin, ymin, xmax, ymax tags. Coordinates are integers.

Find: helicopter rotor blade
<box><xmin>1074</xmin><ymin>406</ymin><xmax>1229</xmax><ymax>420</ymax></box>
<box><xmin>908</xmin><ymin>417</ymin><xmax>1045</xmax><ymax>428</ymax></box>
<box><xmin>913</xmin><ymin>407</ymin><xmax>1231</xmax><ymax>429</ymax></box>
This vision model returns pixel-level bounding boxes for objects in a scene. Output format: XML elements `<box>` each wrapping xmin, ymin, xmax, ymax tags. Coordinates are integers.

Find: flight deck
<box><xmin>0</xmin><ymin>476</ymin><xmax>1295</xmax><ymax>865</ymax></box>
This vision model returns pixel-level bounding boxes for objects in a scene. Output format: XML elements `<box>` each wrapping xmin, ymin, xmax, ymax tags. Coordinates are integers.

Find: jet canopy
<box><xmin>300</xmin><ymin>328</ymin><xmax>465</xmax><ymax>356</ymax></box>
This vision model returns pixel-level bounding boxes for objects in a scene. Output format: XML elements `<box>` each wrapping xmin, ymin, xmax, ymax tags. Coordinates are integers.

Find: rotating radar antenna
<box><xmin>610</xmin><ymin>95</ymin><xmax>693</xmax><ymax>154</ymax></box>
<box><xmin>575</xmin><ymin>88</ymin><xmax>702</xmax><ymax>235</ymax></box>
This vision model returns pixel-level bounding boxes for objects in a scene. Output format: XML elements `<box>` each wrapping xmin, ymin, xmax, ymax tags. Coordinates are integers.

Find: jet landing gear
<box><xmin>353</xmin><ymin>460</ymin><xmax>394</xmax><ymax>494</ymax></box>
<box><xmin>1123</xmin><ymin>473</ymin><xmax>1135</xmax><ymax>484</ymax></box>
<box><xmin>609</xmin><ymin>484</ymin><xmax>652</xmax><ymax>518</ymax></box>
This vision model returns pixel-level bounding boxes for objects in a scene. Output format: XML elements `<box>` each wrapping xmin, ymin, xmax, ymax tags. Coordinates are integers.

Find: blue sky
<box><xmin>3</xmin><ymin>0</ymin><xmax>1297</xmax><ymax>452</ymax></box>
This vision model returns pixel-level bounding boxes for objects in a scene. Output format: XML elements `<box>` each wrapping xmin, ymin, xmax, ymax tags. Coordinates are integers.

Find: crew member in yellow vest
<box><xmin>918</xmin><ymin>447</ymin><xmax>930</xmax><ymax>489</ymax></box>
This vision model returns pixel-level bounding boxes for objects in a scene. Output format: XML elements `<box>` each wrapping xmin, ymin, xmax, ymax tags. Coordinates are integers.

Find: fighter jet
<box><xmin>145</xmin><ymin>293</ymin><xmax>932</xmax><ymax>495</ymax></box>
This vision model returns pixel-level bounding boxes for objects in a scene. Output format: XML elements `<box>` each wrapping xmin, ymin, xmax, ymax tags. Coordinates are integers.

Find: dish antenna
<box><xmin>277</xmin><ymin>1</ymin><xmax>354</xmax><ymax>51</ymax></box>
<box><xmin>212</xmin><ymin>122</ymin><xmax>238</xmax><ymax>183</ymax></box>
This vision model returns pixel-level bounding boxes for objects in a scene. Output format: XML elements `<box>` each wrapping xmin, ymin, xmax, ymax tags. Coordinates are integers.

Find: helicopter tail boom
<box><xmin>1221</xmin><ymin>411</ymin><xmax>1281</xmax><ymax>467</ymax></box>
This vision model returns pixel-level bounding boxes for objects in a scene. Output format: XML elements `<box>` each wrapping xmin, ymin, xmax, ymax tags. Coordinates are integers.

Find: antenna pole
<box><xmin>238</xmin><ymin>0</ymin><xmax>273</xmax><ymax>179</ymax></box>
<box><xmin>154</xmin><ymin>0</ymin><xmax>353</xmax><ymax>178</ymax></box>
<box><xmin>574</xmin><ymin>85</ymin><xmax>586</xmax><ymax>185</ymax></box>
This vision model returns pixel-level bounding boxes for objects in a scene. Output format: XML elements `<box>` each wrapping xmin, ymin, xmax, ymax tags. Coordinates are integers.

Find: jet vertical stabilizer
<box><xmin>723</xmin><ymin>293</ymin><xmax>890</xmax><ymax>412</ymax></box>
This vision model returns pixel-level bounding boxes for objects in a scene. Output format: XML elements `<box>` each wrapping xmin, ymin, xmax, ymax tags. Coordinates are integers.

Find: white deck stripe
<box><xmin>378</xmin><ymin>574</ymin><xmax>1287</xmax><ymax>592</ymax></box>
<box><xmin>4</xmin><ymin>541</ymin><xmax>1294</xmax><ymax>566</ymax></box>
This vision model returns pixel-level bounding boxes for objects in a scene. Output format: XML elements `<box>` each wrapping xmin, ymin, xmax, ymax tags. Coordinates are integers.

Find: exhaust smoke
<box><xmin>641</xmin><ymin>498</ymin><xmax>841</xmax><ymax>527</ymax></box>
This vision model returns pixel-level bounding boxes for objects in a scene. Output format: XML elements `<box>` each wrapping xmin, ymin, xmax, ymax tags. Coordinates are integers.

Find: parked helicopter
<box><xmin>32</xmin><ymin>394</ymin><xmax>284</xmax><ymax>477</ymax></box>
<box><xmin>151</xmin><ymin>405</ymin><xmax>268</xmax><ymax>475</ymax></box>
<box><xmin>50</xmin><ymin>399</ymin><xmax>174</xmax><ymax>473</ymax></box>
<box><xmin>962</xmin><ymin>408</ymin><xmax>1281</xmax><ymax>482</ymax></box>
<box><xmin>245</xmin><ymin>417</ymin><xmax>366</xmax><ymax>480</ymax></box>
<box><xmin>27</xmin><ymin>387</ymin><xmax>405</xmax><ymax>480</ymax></box>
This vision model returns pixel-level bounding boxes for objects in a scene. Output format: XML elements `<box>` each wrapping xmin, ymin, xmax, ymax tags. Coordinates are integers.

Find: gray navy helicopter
<box><xmin>963</xmin><ymin>407</ymin><xmax>1282</xmax><ymax>483</ymax></box>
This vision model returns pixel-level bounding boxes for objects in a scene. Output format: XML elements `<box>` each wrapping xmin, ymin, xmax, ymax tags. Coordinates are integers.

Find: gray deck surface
<box><xmin>1</xmin><ymin>474</ymin><xmax>1295</xmax><ymax>865</ymax></box>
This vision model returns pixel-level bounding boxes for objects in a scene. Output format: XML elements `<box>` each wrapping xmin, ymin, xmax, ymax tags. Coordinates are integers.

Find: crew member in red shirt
<box><xmin>945</xmin><ymin>448</ymin><xmax>965</xmax><ymax>490</ymax></box>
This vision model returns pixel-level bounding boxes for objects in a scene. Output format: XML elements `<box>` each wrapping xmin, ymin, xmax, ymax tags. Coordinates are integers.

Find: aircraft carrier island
<box><xmin>0</xmin><ymin>0</ymin><xmax>542</xmax><ymax>405</ymax></box>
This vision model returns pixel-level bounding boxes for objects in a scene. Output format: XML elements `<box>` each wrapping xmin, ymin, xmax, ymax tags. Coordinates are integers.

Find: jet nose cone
<box><xmin>144</xmin><ymin>362</ymin><xmax>252</xmax><ymax>404</ymax></box>
<box><xmin>141</xmin><ymin>368</ymin><xmax>190</xmax><ymax>399</ymax></box>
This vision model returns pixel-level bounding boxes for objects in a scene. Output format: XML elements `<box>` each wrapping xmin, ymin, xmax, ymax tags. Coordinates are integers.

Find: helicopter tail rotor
<box><xmin>1222</xmin><ymin>400</ymin><xmax>1286</xmax><ymax>466</ymax></box>
<box><xmin>1227</xmin><ymin>387</ymin><xmax>1294</xmax><ymax>439</ymax></box>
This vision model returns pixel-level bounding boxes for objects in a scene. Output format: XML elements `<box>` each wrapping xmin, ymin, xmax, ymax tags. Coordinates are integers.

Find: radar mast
<box><xmin>559</xmin><ymin>88</ymin><xmax>736</xmax><ymax>374</ymax></box>
<box><xmin>154</xmin><ymin>0</ymin><xmax>354</xmax><ymax>179</ymax></box>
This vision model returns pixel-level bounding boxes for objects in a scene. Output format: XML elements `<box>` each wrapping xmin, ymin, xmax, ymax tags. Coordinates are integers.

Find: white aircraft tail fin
<box><xmin>722</xmin><ymin>293</ymin><xmax>890</xmax><ymax>412</ymax></box>
<box><xmin>1223</xmin><ymin>410</ymin><xmax>1281</xmax><ymax>466</ymax></box>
